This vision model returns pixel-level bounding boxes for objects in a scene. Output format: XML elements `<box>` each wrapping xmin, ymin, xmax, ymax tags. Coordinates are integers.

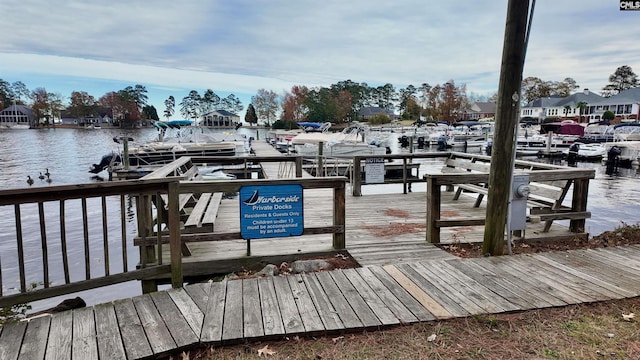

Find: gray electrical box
<box><xmin>510</xmin><ymin>173</ymin><xmax>530</xmax><ymax>231</ymax></box>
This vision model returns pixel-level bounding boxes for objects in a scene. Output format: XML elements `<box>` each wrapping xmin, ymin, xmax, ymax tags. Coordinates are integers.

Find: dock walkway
<box><xmin>0</xmin><ymin>141</ymin><xmax>615</xmax><ymax>359</ymax></box>
<box><xmin>2</xmin><ymin>245</ymin><xmax>640</xmax><ymax>359</ymax></box>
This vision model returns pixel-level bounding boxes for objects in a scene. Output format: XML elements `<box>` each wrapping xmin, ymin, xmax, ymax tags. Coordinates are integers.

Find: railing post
<box><xmin>402</xmin><ymin>158</ymin><xmax>408</xmax><ymax>194</ymax></box>
<box><xmin>168</xmin><ymin>181</ymin><xmax>183</xmax><ymax>288</ymax></box>
<box><xmin>352</xmin><ymin>156</ymin><xmax>362</xmax><ymax>196</ymax></box>
<box><xmin>295</xmin><ymin>156</ymin><xmax>303</xmax><ymax>178</ymax></box>
<box><xmin>333</xmin><ymin>180</ymin><xmax>346</xmax><ymax>249</ymax></box>
<box><xmin>316</xmin><ymin>141</ymin><xmax>324</xmax><ymax>176</ymax></box>
<box><xmin>570</xmin><ymin>178</ymin><xmax>589</xmax><ymax>233</ymax></box>
<box><xmin>426</xmin><ymin>175</ymin><xmax>441</xmax><ymax>243</ymax></box>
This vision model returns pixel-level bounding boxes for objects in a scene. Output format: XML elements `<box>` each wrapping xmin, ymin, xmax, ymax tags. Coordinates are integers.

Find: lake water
<box><xmin>0</xmin><ymin>126</ymin><xmax>638</xmax><ymax>311</ymax></box>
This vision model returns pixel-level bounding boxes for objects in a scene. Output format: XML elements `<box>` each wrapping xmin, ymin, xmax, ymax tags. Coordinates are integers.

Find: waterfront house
<box><xmin>358</xmin><ymin>106</ymin><xmax>396</xmax><ymax>121</ymax></box>
<box><xmin>520</xmin><ymin>89</ymin><xmax>604</xmax><ymax>123</ymax></box>
<box><xmin>464</xmin><ymin>101</ymin><xmax>497</xmax><ymax>121</ymax></box>
<box><xmin>585</xmin><ymin>87</ymin><xmax>640</xmax><ymax>122</ymax></box>
<box><xmin>201</xmin><ymin>109</ymin><xmax>240</xmax><ymax>127</ymax></box>
<box><xmin>0</xmin><ymin>104</ymin><xmax>35</xmax><ymax>129</ymax></box>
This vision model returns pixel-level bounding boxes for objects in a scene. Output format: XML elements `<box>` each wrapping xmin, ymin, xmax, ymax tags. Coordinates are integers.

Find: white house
<box><xmin>520</xmin><ymin>89</ymin><xmax>603</xmax><ymax>123</ymax></box>
<box><xmin>201</xmin><ymin>110</ymin><xmax>240</xmax><ymax>127</ymax></box>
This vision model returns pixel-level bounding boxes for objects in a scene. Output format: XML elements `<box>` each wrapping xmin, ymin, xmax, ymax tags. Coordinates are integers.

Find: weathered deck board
<box><xmin>150</xmin><ymin>291</ymin><xmax>199</xmax><ymax>347</ymax></box>
<box><xmin>221</xmin><ymin>280</ymin><xmax>243</xmax><ymax>341</ymax></box>
<box><xmin>113</xmin><ymin>298</ymin><xmax>152</xmax><ymax>360</ymax></box>
<box><xmin>271</xmin><ymin>276</ymin><xmax>305</xmax><ymax>334</ymax></box>
<box><xmin>201</xmin><ymin>280</ymin><xmax>227</xmax><ymax>342</ymax></box>
<box><xmin>257</xmin><ymin>277</ymin><xmax>285</xmax><ymax>336</ymax></box>
<box><xmin>45</xmin><ymin>311</ymin><xmax>73</xmax><ymax>359</ymax></box>
<box><xmin>286</xmin><ymin>274</ymin><xmax>325</xmax><ymax>333</ymax></box>
<box><xmin>6</xmin><ymin>246</ymin><xmax>640</xmax><ymax>359</ymax></box>
<box><xmin>20</xmin><ymin>316</ymin><xmax>51</xmax><ymax>360</ymax></box>
<box><xmin>0</xmin><ymin>320</ymin><xmax>27</xmax><ymax>360</ymax></box>
<box><xmin>166</xmin><ymin>287</ymin><xmax>205</xmax><ymax>338</ymax></box>
<box><xmin>71</xmin><ymin>308</ymin><xmax>98</xmax><ymax>360</ymax></box>
<box><xmin>94</xmin><ymin>303</ymin><xmax>127</xmax><ymax>360</ymax></box>
<box><xmin>133</xmin><ymin>295</ymin><xmax>177</xmax><ymax>354</ymax></box>
<box><xmin>243</xmin><ymin>278</ymin><xmax>265</xmax><ymax>338</ymax></box>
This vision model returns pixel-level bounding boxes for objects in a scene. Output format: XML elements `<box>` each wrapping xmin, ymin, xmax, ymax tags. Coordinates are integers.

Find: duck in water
<box><xmin>44</xmin><ymin>168</ymin><xmax>51</xmax><ymax>177</ymax></box>
<box><xmin>46</xmin><ymin>174</ymin><xmax>52</xmax><ymax>183</ymax></box>
<box><xmin>39</xmin><ymin>172</ymin><xmax>46</xmax><ymax>180</ymax></box>
<box><xmin>27</xmin><ymin>176</ymin><xmax>34</xmax><ymax>185</ymax></box>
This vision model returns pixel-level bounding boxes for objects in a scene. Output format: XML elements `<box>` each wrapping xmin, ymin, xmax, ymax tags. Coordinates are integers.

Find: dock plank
<box><xmin>45</xmin><ymin>311</ymin><xmax>73</xmax><ymax>360</ymax></box>
<box><xmin>406</xmin><ymin>262</ymin><xmax>486</xmax><ymax>315</ymax></box>
<box><xmin>540</xmin><ymin>252</ymin><xmax>639</xmax><ymax>296</ymax></box>
<box><xmin>167</xmin><ymin>287</ymin><xmax>205</xmax><ymax>338</ymax></box>
<box><xmin>0</xmin><ymin>320</ymin><xmax>27</xmax><ymax>360</ymax></box>
<box><xmin>286</xmin><ymin>274</ymin><xmax>325</xmax><ymax>332</ymax></box>
<box><xmin>113</xmin><ymin>298</ymin><xmax>152</xmax><ymax>360</ymax></box>
<box><xmin>329</xmin><ymin>270</ymin><xmax>381</xmax><ymax>327</ymax></box>
<box><xmin>367</xmin><ymin>266</ymin><xmax>437</xmax><ymax>321</ymax></box>
<box><xmin>201</xmin><ymin>280</ymin><xmax>227</xmax><ymax>342</ymax></box>
<box><xmin>301</xmin><ymin>272</ymin><xmax>344</xmax><ymax>330</ymax></box>
<box><xmin>222</xmin><ymin>280</ymin><xmax>244</xmax><ymax>340</ymax></box>
<box><xmin>341</xmin><ymin>268</ymin><xmax>399</xmax><ymax>326</ymax></box>
<box><xmin>444</xmin><ymin>259</ymin><xmax>538</xmax><ymax>310</ymax></box>
<box><xmin>132</xmin><ymin>295</ymin><xmax>176</xmax><ymax>354</ymax></box>
<box><xmin>183</xmin><ymin>282</ymin><xmax>211</xmax><ymax>313</ymax></box>
<box><xmin>257</xmin><ymin>277</ymin><xmax>285</xmax><ymax>336</ymax></box>
<box><xmin>271</xmin><ymin>276</ymin><xmax>305</xmax><ymax>334</ymax></box>
<box><xmin>19</xmin><ymin>316</ymin><xmax>51</xmax><ymax>360</ymax></box>
<box><xmin>518</xmin><ymin>254</ymin><xmax>620</xmax><ymax>301</ymax></box>
<box><xmin>393</xmin><ymin>263</ymin><xmax>469</xmax><ymax>317</ymax></box>
<box><xmin>243</xmin><ymin>278</ymin><xmax>265</xmax><ymax>338</ymax></box>
<box><xmin>481</xmin><ymin>257</ymin><xmax>570</xmax><ymax>307</ymax></box>
<box><xmin>94</xmin><ymin>303</ymin><xmax>127</xmax><ymax>360</ymax></box>
<box><xmin>71</xmin><ymin>308</ymin><xmax>98</xmax><ymax>360</ymax></box>
<box><xmin>355</xmin><ymin>267</ymin><xmax>420</xmax><ymax>324</ymax></box>
<box><xmin>314</xmin><ymin>271</ymin><xmax>363</xmax><ymax>329</ymax></box>
<box><xmin>430</xmin><ymin>259</ymin><xmax>521</xmax><ymax>313</ymax></box>
<box><xmin>150</xmin><ymin>291</ymin><xmax>199</xmax><ymax>347</ymax></box>
<box><xmin>505</xmin><ymin>257</ymin><xmax>596</xmax><ymax>304</ymax></box>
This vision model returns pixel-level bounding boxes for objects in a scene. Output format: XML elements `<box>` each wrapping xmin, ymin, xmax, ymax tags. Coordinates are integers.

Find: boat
<box><xmin>563</xmin><ymin>142</ymin><xmax>607</xmax><ymax>160</ymax></box>
<box><xmin>576</xmin><ymin>121</ymin><xmax>614</xmax><ymax>143</ymax></box>
<box><xmin>601</xmin><ymin>122</ymin><xmax>640</xmax><ymax>166</ymax></box>
<box><xmin>200</xmin><ymin>166</ymin><xmax>237</xmax><ymax>180</ymax></box>
<box><xmin>291</xmin><ymin>123</ymin><xmax>389</xmax><ymax>158</ymax></box>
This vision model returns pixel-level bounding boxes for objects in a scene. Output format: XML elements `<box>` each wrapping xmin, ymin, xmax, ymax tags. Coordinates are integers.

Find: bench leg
<box><xmin>473</xmin><ymin>194</ymin><xmax>485</xmax><ymax>208</ymax></box>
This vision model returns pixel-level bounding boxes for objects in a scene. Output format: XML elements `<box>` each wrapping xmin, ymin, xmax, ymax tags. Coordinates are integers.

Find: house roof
<box><xmin>472</xmin><ymin>102</ymin><xmax>496</xmax><ymax>113</ymax></box>
<box><xmin>0</xmin><ymin>104</ymin><xmax>34</xmax><ymax>116</ymax></box>
<box><xmin>523</xmin><ymin>96</ymin><xmax>564</xmax><ymax>108</ymax></box>
<box><xmin>203</xmin><ymin>109</ymin><xmax>239</xmax><ymax>117</ymax></box>
<box><xmin>358</xmin><ymin>106</ymin><xmax>394</xmax><ymax>116</ymax></box>
<box><xmin>589</xmin><ymin>87</ymin><xmax>640</xmax><ymax>105</ymax></box>
<box><xmin>552</xmin><ymin>91</ymin><xmax>603</xmax><ymax>107</ymax></box>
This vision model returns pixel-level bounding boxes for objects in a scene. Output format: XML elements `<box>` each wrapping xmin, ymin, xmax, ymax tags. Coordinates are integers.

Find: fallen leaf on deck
<box><xmin>622</xmin><ymin>313</ymin><xmax>635</xmax><ymax>321</ymax></box>
<box><xmin>427</xmin><ymin>334</ymin><xmax>437</xmax><ymax>342</ymax></box>
<box><xmin>332</xmin><ymin>336</ymin><xmax>344</xmax><ymax>343</ymax></box>
<box><xmin>257</xmin><ymin>344</ymin><xmax>276</xmax><ymax>357</ymax></box>
<box><xmin>180</xmin><ymin>351</ymin><xmax>190</xmax><ymax>360</ymax></box>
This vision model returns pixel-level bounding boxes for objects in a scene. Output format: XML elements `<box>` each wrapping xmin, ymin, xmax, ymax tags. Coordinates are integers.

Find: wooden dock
<box><xmin>0</xmin><ymin>140</ymin><xmax>612</xmax><ymax>359</ymax></box>
<box><xmin>3</xmin><ymin>245</ymin><xmax>640</xmax><ymax>359</ymax></box>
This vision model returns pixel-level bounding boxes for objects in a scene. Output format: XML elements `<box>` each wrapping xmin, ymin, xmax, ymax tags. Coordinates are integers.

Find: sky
<box><xmin>2</xmin><ymin>0</ymin><xmax>639</xmax><ymax>120</ymax></box>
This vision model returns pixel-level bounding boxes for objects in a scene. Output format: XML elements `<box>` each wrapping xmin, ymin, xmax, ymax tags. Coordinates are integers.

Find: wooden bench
<box><xmin>139</xmin><ymin>157</ymin><xmax>225</xmax><ymax>253</ymax></box>
<box><xmin>183</xmin><ymin>192</ymin><xmax>223</xmax><ymax>232</ymax></box>
<box><xmin>433</xmin><ymin>155</ymin><xmax>587</xmax><ymax>232</ymax></box>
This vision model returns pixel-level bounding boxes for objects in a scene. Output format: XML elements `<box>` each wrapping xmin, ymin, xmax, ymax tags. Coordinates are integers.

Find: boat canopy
<box><xmin>613</xmin><ymin>122</ymin><xmax>640</xmax><ymax>129</ymax></box>
<box><xmin>540</xmin><ymin>122</ymin><xmax>585</xmax><ymax>136</ymax></box>
<box><xmin>153</xmin><ymin>120</ymin><xmax>194</xmax><ymax>129</ymax></box>
<box><xmin>297</xmin><ymin>122</ymin><xmax>332</xmax><ymax>132</ymax></box>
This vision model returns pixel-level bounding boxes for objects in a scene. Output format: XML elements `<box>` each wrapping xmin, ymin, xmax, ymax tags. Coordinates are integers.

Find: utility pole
<box><xmin>483</xmin><ymin>0</ymin><xmax>531</xmax><ymax>255</ymax></box>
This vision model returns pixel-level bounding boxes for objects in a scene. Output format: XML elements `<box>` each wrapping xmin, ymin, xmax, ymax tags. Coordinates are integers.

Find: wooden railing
<box><xmin>0</xmin><ymin>166</ymin><xmax>346</xmax><ymax>308</ymax></box>
<box><xmin>0</xmin><ymin>179</ymin><xmax>181</xmax><ymax>308</ymax></box>
<box><xmin>351</xmin><ymin>153</ymin><xmax>451</xmax><ymax>196</ymax></box>
<box><xmin>424</xmin><ymin>166</ymin><xmax>595</xmax><ymax>243</ymax></box>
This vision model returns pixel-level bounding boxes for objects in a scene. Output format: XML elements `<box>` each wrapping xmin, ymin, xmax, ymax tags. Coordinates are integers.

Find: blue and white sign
<box><xmin>240</xmin><ymin>184</ymin><xmax>304</xmax><ymax>239</ymax></box>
